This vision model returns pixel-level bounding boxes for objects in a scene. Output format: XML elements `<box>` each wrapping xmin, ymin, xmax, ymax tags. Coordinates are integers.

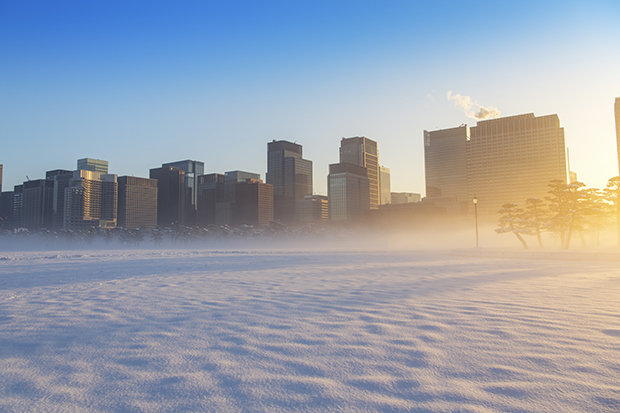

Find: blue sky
<box><xmin>1</xmin><ymin>0</ymin><xmax>619</xmax><ymax>194</ymax></box>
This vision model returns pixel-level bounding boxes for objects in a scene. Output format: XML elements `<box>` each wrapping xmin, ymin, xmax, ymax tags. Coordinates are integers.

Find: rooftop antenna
<box><xmin>26</xmin><ymin>175</ymin><xmax>30</xmax><ymax>181</ymax></box>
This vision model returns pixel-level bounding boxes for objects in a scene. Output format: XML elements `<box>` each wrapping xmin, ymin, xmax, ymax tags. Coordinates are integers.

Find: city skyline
<box><xmin>1</xmin><ymin>1</ymin><xmax>619</xmax><ymax>194</ymax></box>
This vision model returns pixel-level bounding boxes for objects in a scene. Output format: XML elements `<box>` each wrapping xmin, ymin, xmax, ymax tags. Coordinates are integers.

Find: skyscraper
<box><xmin>233</xmin><ymin>179</ymin><xmax>274</xmax><ymax>227</ymax></box>
<box><xmin>162</xmin><ymin>160</ymin><xmax>204</xmax><ymax>225</ymax></box>
<box><xmin>77</xmin><ymin>158</ymin><xmax>108</xmax><ymax>174</ymax></box>
<box><xmin>12</xmin><ymin>185</ymin><xmax>23</xmax><ymax>228</ymax></box>
<box><xmin>117</xmin><ymin>176</ymin><xmax>158</xmax><ymax>229</ymax></box>
<box><xmin>298</xmin><ymin>195</ymin><xmax>328</xmax><ymax>222</ymax></box>
<box><xmin>224</xmin><ymin>170</ymin><xmax>261</xmax><ymax>202</ymax></box>
<box><xmin>149</xmin><ymin>166</ymin><xmax>186</xmax><ymax>227</ymax></box>
<box><xmin>0</xmin><ymin>191</ymin><xmax>15</xmax><ymax>229</ymax></box>
<box><xmin>46</xmin><ymin>169</ymin><xmax>74</xmax><ymax>230</ymax></box>
<box><xmin>423</xmin><ymin>125</ymin><xmax>470</xmax><ymax>213</ymax></box>
<box><xmin>327</xmin><ymin>163</ymin><xmax>370</xmax><ymax>221</ymax></box>
<box><xmin>64</xmin><ymin>170</ymin><xmax>118</xmax><ymax>230</ymax></box>
<box><xmin>196</xmin><ymin>173</ymin><xmax>226</xmax><ymax>227</ymax></box>
<box><xmin>20</xmin><ymin>179</ymin><xmax>55</xmax><ymax>230</ymax></box>
<box><xmin>379</xmin><ymin>166</ymin><xmax>391</xmax><ymax>205</ymax></box>
<box><xmin>424</xmin><ymin>113</ymin><xmax>567</xmax><ymax>219</ymax></box>
<box><xmin>0</xmin><ymin>164</ymin><xmax>3</xmax><ymax>193</ymax></box>
<box><xmin>266</xmin><ymin>140</ymin><xmax>313</xmax><ymax>222</ymax></box>
<box><xmin>339</xmin><ymin>137</ymin><xmax>379</xmax><ymax>209</ymax></box>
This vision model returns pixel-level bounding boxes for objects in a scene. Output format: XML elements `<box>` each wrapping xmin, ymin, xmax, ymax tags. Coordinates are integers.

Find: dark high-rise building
<box><xmin>0</xmin><ymin>164</ymin><xmax>3</xmax><ymax>193</ymax></box>
<box><xmin>12</xmin><ymin>185</ymin><xmax>24</xmax><ymax>228</ymax></box>
<box><xmin>64</xmin><ymin>171</ymin><xmax>117</xmax><ymax>230</ymax></box>
<box><xmin>162</xmin><ymin>160</ymin><xmax>204</xmax><ymax>225</ymax></box>
<box><xmin>46</xmin><ymin>169</ymin><xmax>74</xmax><ymax>230</ymax></box>
<box><xmin>77</xmin><ymin>158</ymin><xmax>108</xmax><ymax>174</ymax></box>
<box><xmin>0</xmin><ymin>191</ymin><xmax>15</xmax><ymax>229</ymax></box>
<box><xmin>424</xmin><ymin>113</ymin><xmax>567</xmax><ymax>218</ymax></box>
<box><xmin>117</xmin><ymin>176</ymin><xmax>158</xmax><ymax>229</ymax></box>
<box><xmin>339</xmin><ymin>137</ymin><xmax>379</xmax><ymax>210</ymax></box>
<box><xmin>224</xmin><ymin>170</ymin><xmax>261</xmax><ymax>202</ymax></box>
<box><xmin>327</xmin><ymin>163</ymin><xmax>370</xmax><ymax>222</ymax></box>
<box><xmin>196</xmin><ymin>173</ymin><xmax>226</xmax><ymax>227</ymax></box>
<box><xmin>266</xmin><ymin>140</ymin><xmax>313</xmax><ymax>222</ymax></box>
<box><xmin>150</xmin><ymin>166</ymin><xmax>186</xmax><ymax>227</ymax></box>
<box><xmin>20</xmin><ymin>179</ymin><xmax>55</xmax><ymax>230</ymax></box>
<box><xmin>233</xmin><ymin>179</ymin><xmax>273</xmax><ymax>227</ymax></box>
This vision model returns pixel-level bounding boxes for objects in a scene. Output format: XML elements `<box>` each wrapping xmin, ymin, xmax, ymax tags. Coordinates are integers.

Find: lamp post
<box><xmin>473</xmin><ymin>196</ymin><xmax>479</xmax><ymax>248</ymax></box>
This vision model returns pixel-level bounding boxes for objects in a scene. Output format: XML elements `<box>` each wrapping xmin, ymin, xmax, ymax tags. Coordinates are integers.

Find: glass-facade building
<box><xmin>328</xmin><ymin>163</ymin><xmax>370</xmax><ymax>222</ymax></box>
<box><xmin>46</xmin><ymin>169</ymin><xmax>74</xmax><ymax>230</ymax></box>
<box><xmin>379</xmin><ymin>166</ymin><xmax>391</xmax><ymax>205</ymax></box>
<box><xmin>162</xmin><ymin>160</ymin><xmax>204</xmax><ymax>226</ymax></box>
<box><xmin>339</xmin><ymin>137</ymin><xmax>379</xmax><ymax>210</ymax></box>
<box><xmin>266</xmin><ymin>140</ymin><xmax>313</xmax><ymax>222</ymax></box>
<box><xmin>150</xmin><ymin>166</ymin><xmax>186</xmax><ymax>227</ymax></box>
<box><xmin>299</xmin><ymin>195</ymin><xmax>328</xmax><ymax>222</ymax></box>
<box><xmin>424</xmin><ymin>113</ymin><xmax>567</xmax><ymax>219</ymax></box>
<box><xmin>224</xmin><ymin>170</ymin><xmax>260</xmax><ymax>203</ymax></box>
<box><xmin>20</xmin><ymin>179</ymin><xmax>55</xmax><ymax>230</ymax></box>
<box><xmin>64</xmin><ymin>170</ymin><xmax>118</xmax><ymax>230</ymax></box>
<box><xmin>196</xmin><ymin>173</ymin><xmax>226</xmax><ymax>227</ymax></box>
<box><xmin>77</xmin><ymin>158</ymin><xmax>109</xmax><ymax>174</ymax></box>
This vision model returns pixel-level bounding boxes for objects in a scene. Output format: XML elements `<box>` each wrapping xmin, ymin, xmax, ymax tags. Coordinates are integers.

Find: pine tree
<box><xmin>603</xmin><ymin>176</ymin><xmax>620</xmax><ymax>247</ymax></box>
<box><xmin>522</xmin><ymin>198</ymin><xmax>546</xmax><ymax>248</ymax></box>
<box><xmin>496</xmin><ymin>203</ymin><xmax>529</xmax><ymax>249</ymax></box>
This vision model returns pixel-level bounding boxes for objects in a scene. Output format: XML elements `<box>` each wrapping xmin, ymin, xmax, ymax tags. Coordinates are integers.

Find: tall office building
<box><xmin>196</xmin><ymin>173</ymin><xmax>226</xmax><ymax>227</ymax></box>
<box><xmin>46</xmin><ymin>169</ymin><xmax>74</xmax><ymax>230</ymax></box>
<box><xmin>0</xmin><ymin>191</ymin><xmax>15</xmax><ymax>229</ymax></box>
<box><xmin>266</xmin><ymin>140</ymin><xmax>313</xmax><ymax>222</ymax></box>
<box><xmin>203</xmin><ymin>171</ymin><xmax>262</xmax><ymax>227</ymax></box>
<box><xmin>117</xmin><ymin>176</ymin><xmax>158</xmax><ymax>229</ymax></box>
<box><xmin>20</xmin><ymin>179</ymin><xmax>55</xmax><ymax>230</ymax></box>
<box><xmin>224</xmin><ymin>170</ymin><xmax>260</xmax><ymax>202</ymax></box>
<box><xmin>149</xmin><ymin>166</ymin><xmax>186</xmax><ymax>227</ymax></box>
<box><xmin>64</xmin><ymin>170</ymin><xmax>117</xmax><ymax>230</ymax></box>
<box><xmin>299</xmin><ymin>195</ymin><xmax>328</xmax><ymax>222</ymax></box>
<box><xmin>233</xmin><ymin>179</ymin><xmax>274</xmax><ymax>227</ymax></box>
<box><xmin>615</xmin><ymin>97</ymin><xmax>620</xmax><ymax>175</ymax></box>
<box><xmin>12</xmin><ymin>185</ymin><xmax>23</xmax><ymax>228</ymax></box>
<box><xmin>423</xmin><ymin>125</ymin><xmax>470</xmax><ymax>213</ymax></box>
<box><xmin>339</xmin><ymin>137</ymin><xmax>379</xmax><ymax>209</ymax></box>
<box><xmin>162</xmin><ymin>160</ymin><xmax>204</xmax><ymax>225</ymax></box>
<box><xmin>424</xmin><ymin>113</ymin><xmax>567</xmax><ymax>219</ymax></box>
<box><xmin>328</xmin><ymin>163</ymin><xmax>370</xmax><ymax>221</ymax></box>
<box><xmin>379</xmin><ymin>166</ymin><xmax>391</xmax><ymax>205</ymax></box>
<box><xmin>0</xmin><ymin>164</ymin><xmax>3</xmax><ymax>193</ymax></box>
<box><xmin>77</xmin><ymin>158</ymin><xmax>108</xmax><ymax>174</ymax></box>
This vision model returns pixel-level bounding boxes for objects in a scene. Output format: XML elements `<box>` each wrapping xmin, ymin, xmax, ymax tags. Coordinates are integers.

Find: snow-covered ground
<box><xmin>1</xmin><ymin>248</ymin><xmax>619</xmax><ymax>412</ymax></box>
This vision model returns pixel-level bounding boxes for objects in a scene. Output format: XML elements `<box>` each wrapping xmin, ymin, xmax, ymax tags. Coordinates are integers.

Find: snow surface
<box><xmin>1</xmin><ymin>248</ymin><xmax>619</xmax><ymax>412</ymax></box>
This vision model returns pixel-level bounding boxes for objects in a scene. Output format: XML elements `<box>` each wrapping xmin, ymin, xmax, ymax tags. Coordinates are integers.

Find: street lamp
<box><xmin>473</xmin><ymin>196</ymin><xmax>479</xmax><ymax>248</ymax></box>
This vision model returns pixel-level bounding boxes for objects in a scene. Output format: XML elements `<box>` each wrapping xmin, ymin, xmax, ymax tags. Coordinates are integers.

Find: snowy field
<box><xmin>1</xmin><ymin>248</ymin><xmax>620</xmax><ymax>412</ymax></box>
